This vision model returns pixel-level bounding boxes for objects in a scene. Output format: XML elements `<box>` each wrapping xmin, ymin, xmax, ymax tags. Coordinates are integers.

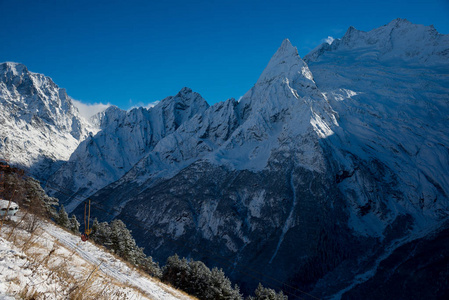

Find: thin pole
<box><xmin>87</xmin><ymin>199</ymin><xmax>91</xmax><ymax>235</ymax></box>
<box><xmin>84</xmin><ymin>201</ymin><xmax>87</xmax><ymax>233</ymax></box>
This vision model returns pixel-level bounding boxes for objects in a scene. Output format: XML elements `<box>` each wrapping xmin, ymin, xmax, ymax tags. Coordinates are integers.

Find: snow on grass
<box><xmin>0</xmin><ymin>213</ymin><xmax>195</xmax><ymax>300</ymax></box>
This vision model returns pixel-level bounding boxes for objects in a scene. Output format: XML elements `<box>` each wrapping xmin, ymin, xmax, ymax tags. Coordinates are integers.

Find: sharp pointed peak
<box><xmin>275</xmin><ymin>38</ymin><xmax>298</xmax><ymax>56</ymax></box>
<box><xmin>255</xmin><ymin>39</ymin><xmax>307</xmax><ymax>85</ymax></box>
<box><xmin>266</xmin><ymin>38</ymin><xmax>301</xmax><ymax>67</ymax></box>
<box><xmin>343</xmin><ymin>25</ymin><xmax>360</xmax><ymax>37</ymax></box>
<box><xmin>104</xmin><ymin>105</ymin><xmax>121</xmax><ymax>112</ymax></box>
<box><xmin>177</xmin><ymin>87</ymin><xmax>193</xmax><ymax>95</ymax></box>
<box><xmin>280</xmin><ymin>38</ymin><xmax>293</xmax><ymax>48</ymax></box>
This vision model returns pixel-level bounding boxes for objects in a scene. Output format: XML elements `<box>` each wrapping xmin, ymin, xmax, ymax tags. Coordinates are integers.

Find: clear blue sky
<box><xmin>1</xmin><ymin>0</ymin><xmax>448</xmax><ymax>109</ymax></box>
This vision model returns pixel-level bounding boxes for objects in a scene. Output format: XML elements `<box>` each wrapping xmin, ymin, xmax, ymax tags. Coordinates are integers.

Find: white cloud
<box><xmin>323</xmin><ymin>36</ymin><xmax>335</xmax><ymax>45</ymax></box>
<box><xmin>72</xmin><ymin>99</ymin><xmax>111</xmax><ymax>119</ymax></box>
<box><xmin>127</xmin><ymin>100</ymin><xmax>160</xmax><ymax>111</ymax></box>
<box><xmin>144</xmin><ymin>101</ymin><xmax>160</xmax><ymax>109</ymax></box>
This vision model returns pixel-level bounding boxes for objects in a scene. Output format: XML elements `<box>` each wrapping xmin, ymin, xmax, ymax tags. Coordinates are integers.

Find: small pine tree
<box><xmin>69</xmin><ymin>214</ymin><xmax>80</xmax><ymax>233</ymax></box>
<box><xmin>110</xmin><ymin>219</ymin><xmax>139</xmax><ymax>263</ymax></box>
<box><xmin>162</xmin><ymin>254</ymin><xmax>190</xmax><ymax>289</ymax></box>
<box><xmin>187</xmin><ymin>260</ymin><xmax>211</xmax><ymax>296</ymax></box>
<box><xmin>91</xmin><ymin>219</ymin><xmax>112</xmax><ymax>246</ymax></box>
<box><xmin>140</xmin><ymin>255</ymin><xmax>162</xmax><ymax>278</ymax></box>
<box><xmin>208</xmin><ymin>267</ymin><xmax>242</xmax><ymax>300</ymax></box>
<box><xmin>56</xmin><ymin>205</ymin><xmax>70</xmax><ymax>228</ymax></box>
<box><xmin>25</xmin><ymin>177</ymin><xmax>59</xmax><ymax>217</ymax></box>
<box><xmin>247</xmin><ymin>283</ymin><xmax>288</xmax><ymax>300</ymax></box>
<box><xmin>91</xmin><ymin>218</ymin><xmax>99</xmax><ymax>234</ymax></box>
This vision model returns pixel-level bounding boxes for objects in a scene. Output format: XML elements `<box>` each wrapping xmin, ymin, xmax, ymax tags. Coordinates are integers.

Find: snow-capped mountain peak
<box><xmin>0</xmin><ymin>62</ymin><xmax>28</xmax><ymax>77</ymax></box>
<box><xmin>88</xmin><ymin>105</ymin><xmax>125</xmax><ymax>129</ymax></box>
<box><xmin>161</xmin><ymin>86</ymin><xmax>207</xmax><ymax>109</ymax></box>
<box><xmin>256</xmin><ymin>38</ymin><xmax>315</xmax><ymax>87</ymax></box>
<box><xmin>0</xmin><ymin>62</ymin><xmax>93</xmax><ymax>177</ymax></box>
<box><xmin>237</xmin><ymin>38</ymin><xmax>335</xmax><ymax>140</ymax></box>
<box><xmin>176</xmin><ymin>86</ymin><xmax>194</xmax><ymax>95</ymax></box>
<box><xmin>306</xmin><ymin>18</ymin><xmax>449</xmax><ymax>65</ymax></box>
<box><xmin>238</xmin><ymin>38</ymin><xmax>323</xmax><ymax>121</ymax></box>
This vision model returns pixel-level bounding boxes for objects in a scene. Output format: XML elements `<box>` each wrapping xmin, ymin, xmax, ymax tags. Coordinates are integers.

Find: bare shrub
<box><xmin>23</xmin><ymin>213</ymin><xmax>42</xmax><ymax>233</ymax></box>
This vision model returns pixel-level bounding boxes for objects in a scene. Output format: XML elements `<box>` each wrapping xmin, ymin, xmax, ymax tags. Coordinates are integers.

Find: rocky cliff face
<box><xmin>46</xmin><ymin>87</ymin><xmax>209</xmax><ymax>211</ymax></box>
<box><xmin>0</xmin><ymin>62</ymin><xmax>94</xmax><ymax>177</ymax></box>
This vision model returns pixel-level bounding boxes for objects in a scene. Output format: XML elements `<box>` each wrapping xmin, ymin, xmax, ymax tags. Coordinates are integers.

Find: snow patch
<box><xmin>323</xmin><ymin>36</ymin><xmax>335</xmax><ymax>44</ymax></box>
<box><xmin>0</xmin><ymin>214</ymin><xmax>192</xmax><ymax>300</ymax></box>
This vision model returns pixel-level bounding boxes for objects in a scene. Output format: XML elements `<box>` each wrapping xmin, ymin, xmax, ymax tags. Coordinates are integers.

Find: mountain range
<box><xmin>1</xmin><ymin>18</ymin><xmax>448</xmax><ymax>299</ymax></box>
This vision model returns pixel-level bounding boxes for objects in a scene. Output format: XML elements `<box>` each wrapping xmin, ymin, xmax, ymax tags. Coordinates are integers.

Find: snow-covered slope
<box><xmin>304</xmin><ymin>18</ymin><xmax>449</xmax><ymax>237</ymax></box>
<box><xmin>0</xmin><ymin>213</ymin><xmax>192</xmax><ymax>300</ymax></box>
<box><xmin>0</xmin><ymin>62</ymin><xmax>96</xmax><ymax>177</ymax></box>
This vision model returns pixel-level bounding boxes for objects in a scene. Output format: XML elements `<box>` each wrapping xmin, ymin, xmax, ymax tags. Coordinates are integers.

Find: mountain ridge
<box><xmin>305</xmin><ymin>18</ymin><xmax>449</xmax><ymax>65</ymax></box>
<box><xmin>46</xmin><ymin>86</ymin><xmax>209</xmax><ymax>210</ymax></box>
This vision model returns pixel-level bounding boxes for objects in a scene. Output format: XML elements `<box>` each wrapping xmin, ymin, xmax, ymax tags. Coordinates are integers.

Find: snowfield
<box><xmin>0</xmin><ymin>213</ymin><xmax>194</xmax><ymax>300</ymax></box>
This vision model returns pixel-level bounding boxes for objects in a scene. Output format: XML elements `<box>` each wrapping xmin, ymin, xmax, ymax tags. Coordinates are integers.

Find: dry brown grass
<box><xmin>1</xmin><ymin>211</ymin><xmax>199</xmax><ymax>300</ymax></box>
<box><xmin>14</xmin><ymin>283</ymin><xmax>40</xmax><ymax>299</ymax></box>
<box><xmin>1</xmin><ymin>213</ymin><xmax>141</xmax><ymax>299</ymax></box>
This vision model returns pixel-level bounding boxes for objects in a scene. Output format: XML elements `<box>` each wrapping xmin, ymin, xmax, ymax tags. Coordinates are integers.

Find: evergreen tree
<box><xmin>162</xmin><ymin>254</ymin><xmax>190</xmax><ymax>289</ymax></box>
<box><xmin>69</xmin><ymin>214</ymin><xmax>80</xmax><ymax>233</ymax></box>
<box><xmin>187</xmin><ymin>260</ymin><xmax>212</xmax><ymax>296</ymax></box>
<box><xmin>91</xmin><ymin>218</ymin><xmax>99</xmax><ymax>235</ymax></box>
<box><xmin>90</xmin><ymin>218</ymin><xmax>161</xmax><ymax>278</ymax></box>
<box><xmin>208</xmin><ymin>267</ymin><xmax>242</xmax><ymax>300</ymax></box>
<box><xmin>25</xmin><ymin>177</ymin><xmax>59</xmax><ymax>218</ymax></box>
<box><xmin>162</xmin><ymin>255</ymin><xmax>242</xmax><ymax>300</ymax></box>
<box><xmin>140</xmin><ymin>255</ymin><xmax>162</xmax><ymax>278</ymax></box>
<box><xmin>91</xmin><ymin>218</ymin><xmax>112</xmax><ymax>246</ymax></box>
<box><xmin>2</xmin><ymin>168</ymin><xmax>58</xmax><ymax>218</ymax></box>
<box><xmin>56</xmin><ymin>205</ymin><xmax>70</xmax><ymax>228</ymax></box>
<box><xmin>247</xmin><ymin>283</ymin><xmax>288</xmax><ymax>300</ymax></box>
<box><xmin>110</xmin><ymin>219</ymin><xmax>140</xmax><ymax>263</ymax></box>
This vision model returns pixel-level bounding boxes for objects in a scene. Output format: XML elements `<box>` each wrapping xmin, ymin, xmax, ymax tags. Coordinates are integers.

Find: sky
<box><xmin>1</xmin><ymin>0</ymin><xmax>448</xmax><ymax>116</ymax></box>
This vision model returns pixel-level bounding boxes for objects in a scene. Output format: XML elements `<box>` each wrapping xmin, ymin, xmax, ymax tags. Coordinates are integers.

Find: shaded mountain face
<box><xmin>3</xmin><ymin>18</ymin><xmax>449</xmax><ymax>299</ymax></box>
<box><xmin>0</xmin><ymin>62</ymin><xmax>93</xmax><ymax>177</ymax></box>
<box><xmin>340</xmin><ymin>223</ymin><xmax>449</xmax><ymax>300</ymax></box>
